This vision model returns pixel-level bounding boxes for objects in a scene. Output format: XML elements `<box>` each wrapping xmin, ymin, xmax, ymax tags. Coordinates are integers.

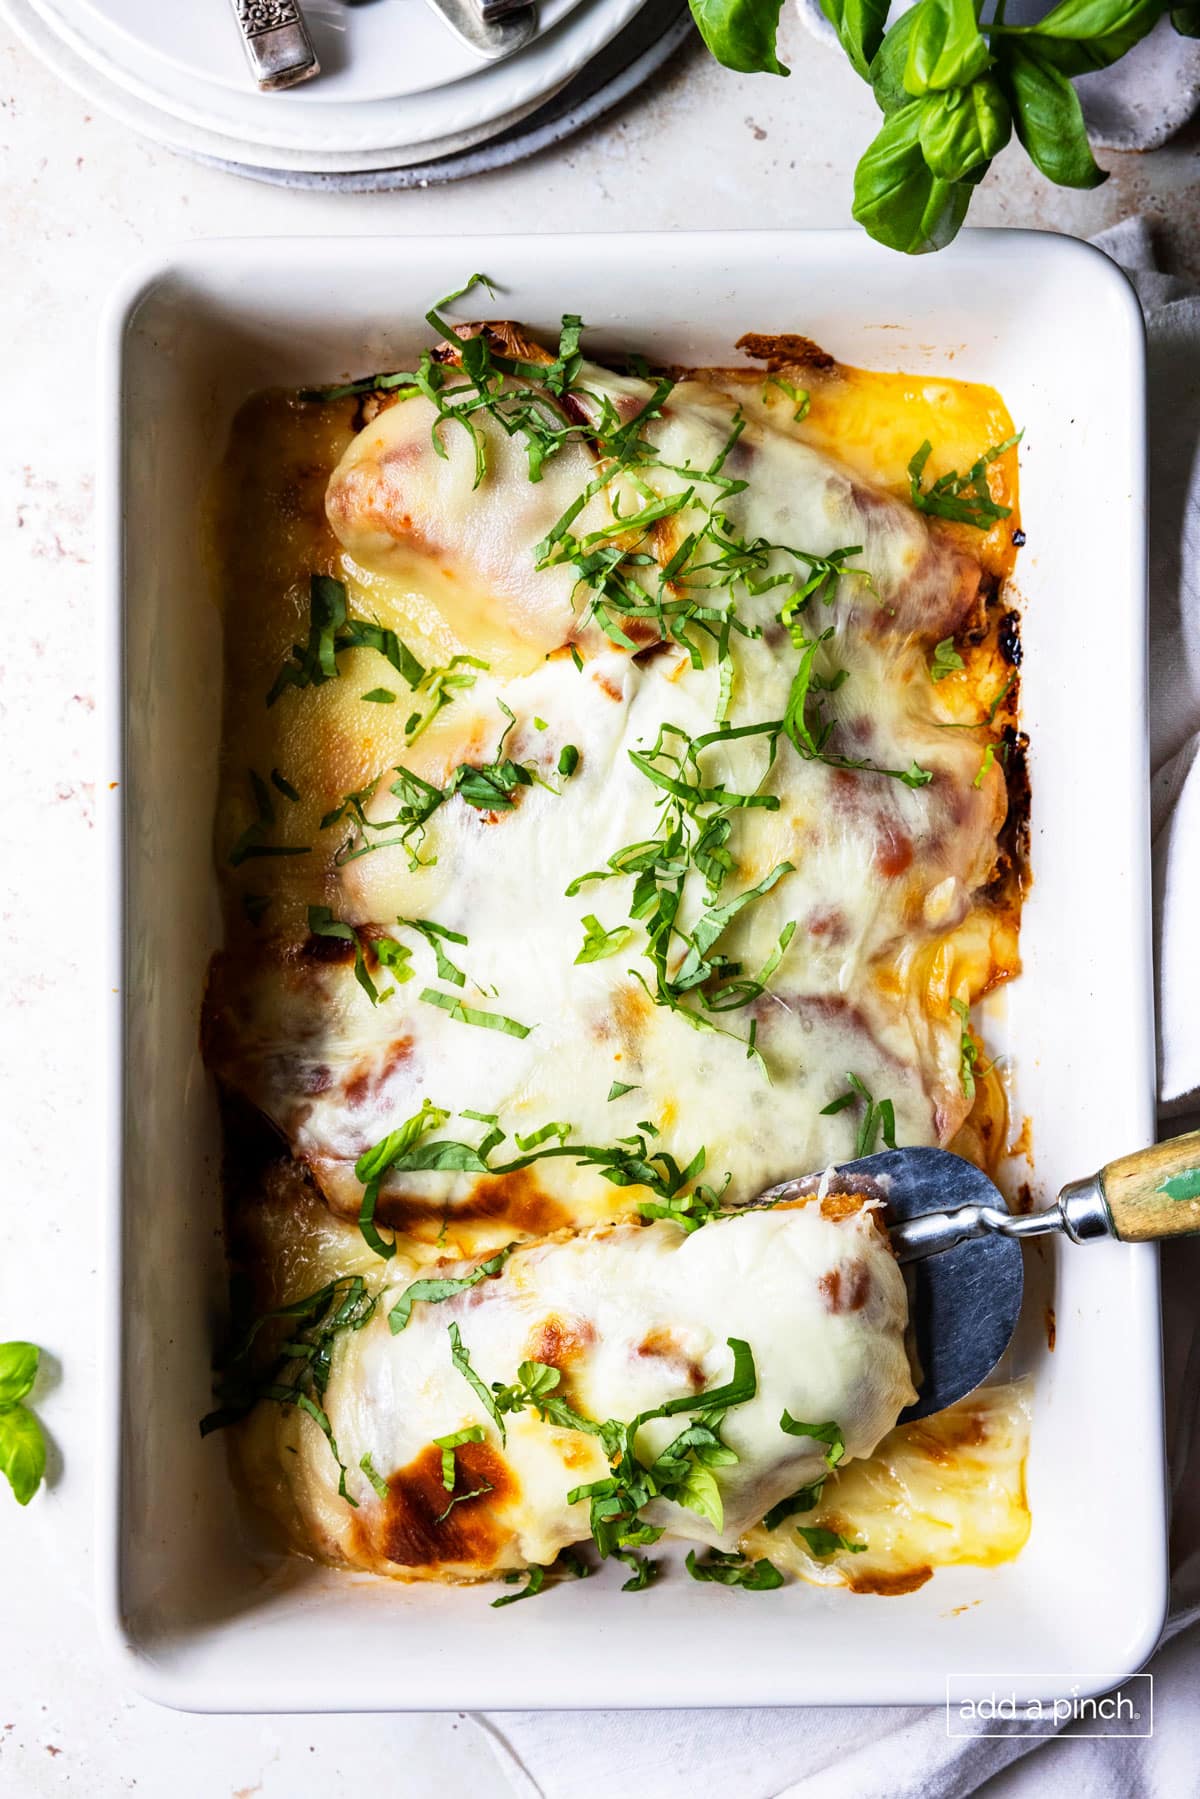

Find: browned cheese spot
<box><xmin>528</xmin><ymin>1313</ymin><xmax>596</xmax><ymax>1375</ymax></box>
<box><xmin>356</xmin><ymin>1440</ymin><xmax>515</xmax><ymax>1571</ymax></box>
<box><xmin>377</xmin><ymin>1166</ymin><xmax>568</xmax><ymax>1236</ymax></box>
<box><xmin>846</xmin><ymin>1566</ymin><xmax>934</xmax><ymax>1597</ymax></box>
<box><xmin>735</xmin><ymin>332</ymin><xmax>835</xmax><ymax>371</ymax></box>
<box><xmin>636</xmin><ymin>1326</ymin><xmax>706</xmax><ymax>1393</ymax></box>
<box><xmin>818</xmin><ymin>1261</ymin><xmax>872</xmax><ymax>1313</ymax></box>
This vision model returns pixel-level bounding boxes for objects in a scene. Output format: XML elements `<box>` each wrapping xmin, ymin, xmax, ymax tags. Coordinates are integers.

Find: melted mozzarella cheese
<box><xmin>205</xmin><ymin>359</ymin><xmax>1015</xmax><ymax>1256</ymax></box>
<box><xmin>236</xmin><ymin>1194</ymin><xmax>915</xmax><ymax>1580</ymax></box>
<box><xmin>740</xmin><ymin>1380</ymin><xmax>1032</xmax><ymax>1593</ymax></box>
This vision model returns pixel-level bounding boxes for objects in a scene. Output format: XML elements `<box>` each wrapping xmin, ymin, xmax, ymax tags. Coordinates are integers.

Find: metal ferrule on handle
<box><xmin>892</xmin><ymin>1178</ymin><xmax>1114</xmax><ymax>1265</ymax></box>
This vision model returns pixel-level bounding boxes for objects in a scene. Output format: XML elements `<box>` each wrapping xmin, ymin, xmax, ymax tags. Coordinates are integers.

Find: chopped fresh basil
<box><xmin>766</xmin><ymin>375</ymin><xmax>810</xmax><ymax>423</ymax></box>
<box><xmin>388</xmin><ymin>1244</ymin><xmax>517</xmax><ymax>1334</ymax></box>
<box><xmin>270</xmin><ymin>768</ymin><xmax>301</xmax><ymax>802</ymax></box>
<box><xmin>575</xmin><ymin>914</ymin><xmax>635</xmax><ymax>965</ymax></box>
<box><xmin>908</xmin><ymin>435</ymin><xmax>1022</xmax><ymax>529</ymax></box>
<box><xmin>685</xmin><ymin>1548</ymin><xmax>785</xmax><ymax>1589</ymax></box>
<box><xmin>820</xmin><ymin>1072</ymin><xmax>899</xmax><ymax>1157</ymax></box>
<box><xmin>361</xmin><ymin>688</ymin><xmax>396</xmax><ymax>704</ymax></box>
<box><xmin>607</xmin><ymin>1081</ymin><xmax>637</xmax><ymax>1102</ymax></box>
<box><xmin>491</xmin><ymin>1566</ymin><xmax>546</xmax><ymax>1607</ymax></box>
<box><xmin>779</xmin><ymin>1414</ymin><xmax>846</xmax><ymax>1469</ymax></box>
<box><xmin>307</xmin><ymin>899</ymin><xmax>406</xmax><ymax>1014</ymax></box>
<box><xmin>200</xmin><ymin>1274</ymin><xmax>377</xmax><ymax>1504</ymax></box>
<box><xmin>796</xmin><ymin>1524</ymin><xmax>867</xmax><ymax>1557</ymax></box>
<box><xmin>397</xmin><ymin>917</ymin><xmax>469</xmax><ymax>986</ymax></box>
<box><xmin>267</xmin><ymin>575</ymin><xmax>425</xmax><ymax>707</ymax></box>
<box><xmin>359</xmin><ymin>1452</ymin><xmax>389</xmax><ymax>1500</ymax></box>
<box><xmin>420</xmin><ymin>988</ymin><xmax>532</xmax><ymax>1038</ymax></box>
<box><xmin>949</xmin><ymin>996</ymin><xmax>979</xmax><ymax>1101</ymax></box>
<box><xmin>354</xmin><ymin>1098</ymin><xmax>451</xmax><ymax>1260</ymax></box>
<box><xmin>929</xmin><ymin>637</ymin><xmax>965</xmax><ymax>682</ymax></box>
<box><xmin>558</xmin><ymin>744</ymin><xmax>580</xmax><ymax>777</ymax></box>
<box><xmin>228</xmin><ymin>767</ymin><xmax>312</xmax><ymax>867</ymax></box>
<box><xmin>448</xmin><ymin>1322</ymin><xmax>507</xmax><ymax>1442</ymax></box>
<box><xmin>760</xmin><ymin>1480</ymin><xmax>825</xmax><ymax>1530</ymax></box>
<box><xmin>433</xmin><ymin>1424</ymin><xmax>486</xmax><ymax>1490</ymax></box>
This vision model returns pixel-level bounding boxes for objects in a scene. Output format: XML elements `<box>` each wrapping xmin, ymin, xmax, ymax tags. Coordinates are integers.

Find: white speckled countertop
<box><xmin>0</xmin><ymin>11</ymin><xmax>1197</xmax><ymax>1793</ymax></box>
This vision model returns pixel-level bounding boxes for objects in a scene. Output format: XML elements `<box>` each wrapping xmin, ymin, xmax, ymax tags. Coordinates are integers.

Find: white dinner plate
<box><xmin>72</xmin><ymin>0</ymin><xmax>575</xmax><ymax>103</ymax></box>
<box><xmin>3</xmin><ymin>0</ymin><xmax>569</xmax><ymax>168</ymax></box>
<box><xmin>29</xmin><ymin>0</ymin><xmax>645</xmax><ymax>154</ymax></box>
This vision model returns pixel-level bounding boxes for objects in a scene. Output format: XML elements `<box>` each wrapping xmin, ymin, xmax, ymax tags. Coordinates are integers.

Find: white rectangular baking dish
<box><xmin>98</xmin><ymin>230</ymin><xmax>1164</xmax><ymax>1713</ymax></box>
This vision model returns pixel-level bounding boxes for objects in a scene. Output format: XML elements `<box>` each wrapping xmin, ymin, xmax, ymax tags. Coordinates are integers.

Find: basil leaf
<box><xmin>558</xmin><ymin>744</ymin><xmax>580</xmax><ymax>778</ymax></box>
<box><xmin>420</xmin><ymin>988</ymin><xmax>532</xmax><ymax>1038</ymax></box>
<box><xmin>607</xmin><ymin>1081</ymin><xmax>637</xmax><ymax>1102</ymax></box>
<box><xmin>904</xmin><ymin>0</ymin><xmax>991</xmax><ymax>93</ymax></box>
<box><xmin>950</xmin><ymin>995</ymin><xmax>980</xmax><ymax>1099</ymax></box>
<box><xmin>433</xmin><ymin>1425</ymin><xmax>486</xmax><ymax>1489</ymax></box>
<box><xmin>998</xmin><ymin>42</ymin><xmax>1108</xmax><ymax>187</ymax></box>
<box><xmin>796</xmin><ymin>1524</ymin><xmax>868</xmax><ymax>1556</ymax></box>
<box><xmin>372</xmin><ymin>937</ymin><xmax>415</xmax><ymax>983</ymax></box>
<box><xmin>761</xmin><ymin>1480</ymin><xmax>826</xmax><ymax>1529</ymax></box>
<box><xmin>361</xmin><ymin>688</ymin><xmax>396</xmax><ymax>704</ymax></box>
<box><xmin>614</xmin><ymin>1548</ymin><xmax>658</xmax><ymax>1591</ymax></box>
<box><xmin>576</xmin><ymin>914</ymin><xmax>635</xmax><ymax>965</ymax></box>
<box><xmin>819</xmin><ymin>0</ymin><xmax>890</xmax><ymax>77</ymax></box>
<box><xmin>0</xmin><ymin>1404</ymin><xmax>46</xmax><ymax>1506</ymax></box>
<box><xmin>308</xmin><ymin>905</ymin><xmax>384</xmax><ymax>1008</ymax></box>
<box><xmin>688</xmin><ymin>0</ymin><xmax>790</xmax><ymax>74</ymax></box>
<box><xmin>1006</xmin><ymin>0</ymin><xmax>1164</xmax><ymax>72</ymax></box>
<box><xmin>852</xmin><ymin>104</ymin><xmax>976</xmax><ymax>254</ymax></box>
<box><xmin>671</xmin><ymin>1460</ymin><xmax>725</xmax><ymax>1532</ymax></box>
<box><xmin>270</xmin><ymin>769</ymin><xmax>301</xmax><ymax>803</ymax></box>
<box><xmin>870</xmin><ymin>8</ymin><xmax>920</xmax><ymax>112</ymax></box>
<box><xmin>0</xmin><ymin>1341</ymin><xmax>39</xmax><ymax>1408</ymax></box>
<box><xmin>389</xmin><ymin>1245</ymin><xmax>517</xmax><ymax>1334</ymax></box>
<box><xmin>448</xmin><ymin>1323</ymin><xmax>506</xmax><ymax>1442</ymax></box>
<box><xmin>918</xmin><ymin>77</ymin><xmax>1011</xmax><ymax>179</ymax></box>
<box><xmin>491</xmin><ymin>1565</ymin><xmax>547</xmax><ymax>1607</ymax></box>
<box><xmin>930</xmin><ymin>637</ymin><xmax>965</xmax><ymax>681</ymax></box>
<box><xmin>685</xmin><ymin>1548</ymin><xmax>785</xmax><ymax>1589</ymax></box>
<box><xmin>398</xmin><ymin>917</ymin><xmax>469</xmax><ymax>987</ymax></box>
<box><xmin>779</xmin><ymin>1414</ymin><xmax>847</xmax><ymax>1468</ymax></box>
<box><xmin>267</xmin><ymin>574</ymin><xmax>426</xmax><ymax>707</ymax></box>
<box><xmin>908</xmin><ymin>433</ymin><xmax>1020</xmax><ymax>526</ymax></box>
<box><xmin>359</xmin><ymin>1452</ymin><xmax>390</xmax><ymax>1500</ymax></box>
<box><xmin>656</xmin><ymin>1337</ymin><xmax>756</xmax><ymax>1419</ymax></box>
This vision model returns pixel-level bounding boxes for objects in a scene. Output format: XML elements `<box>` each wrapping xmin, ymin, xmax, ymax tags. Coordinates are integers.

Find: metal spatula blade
<box><xmin>758</xmin><ymin>1128</ymin><xmax>1200</xmax><ymax>1422</ymax></box>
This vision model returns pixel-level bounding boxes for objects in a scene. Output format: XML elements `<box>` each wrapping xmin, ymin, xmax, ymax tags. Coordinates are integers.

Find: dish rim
<box><xmin>97</xmin><ymin>229</ymin><xmax>1165</xmax><ymax>1713</ymax></box>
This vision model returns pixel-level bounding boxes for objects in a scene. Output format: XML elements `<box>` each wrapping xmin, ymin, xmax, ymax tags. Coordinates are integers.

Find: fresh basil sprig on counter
<box><xmin>0</xmin><ymin>1342</ymin><xmax>47</xmax><ymax>1507</ymax></box>
<box><xmin>688</xmin><ymin>0</ymin><xmax>1196</xmax><ymax>253</ymax></box>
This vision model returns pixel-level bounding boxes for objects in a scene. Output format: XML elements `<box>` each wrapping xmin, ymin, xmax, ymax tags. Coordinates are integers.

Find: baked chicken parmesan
<box><xmin>202</xmin><ymin>278</ymin><xmax>1031</xmax><ymax>1598</ymax></box>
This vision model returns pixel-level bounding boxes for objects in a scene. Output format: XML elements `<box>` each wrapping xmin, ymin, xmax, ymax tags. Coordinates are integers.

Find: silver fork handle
<box><xmin>230</xmin><ymin>1</ymin><xmax>320</xmax><ymax>90</ymax></box>
<box><xmin>892</xmin><ymin>1175</ymin><xmax>1115</xmax><ymax>1265</ymax></box>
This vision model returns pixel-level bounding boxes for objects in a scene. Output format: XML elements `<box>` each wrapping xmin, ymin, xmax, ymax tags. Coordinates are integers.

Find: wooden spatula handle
<box><xmin>1098</xmin><ymin>1130</ymin><xmax>1200</xmax><ymax>1240</ymax></box>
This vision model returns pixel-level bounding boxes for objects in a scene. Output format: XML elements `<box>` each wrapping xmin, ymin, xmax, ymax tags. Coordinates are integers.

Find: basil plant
<box><xmin>689</xmin><ymin>0</ymin><xmax>1199</xmax><ymax>252</ymax></box>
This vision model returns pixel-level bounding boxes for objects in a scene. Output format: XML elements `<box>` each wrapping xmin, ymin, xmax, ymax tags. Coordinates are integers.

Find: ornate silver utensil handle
<box><xmin>230</xmin><ymin>1</ymin><xmax>320</xmax><ymax>91</ymax></box>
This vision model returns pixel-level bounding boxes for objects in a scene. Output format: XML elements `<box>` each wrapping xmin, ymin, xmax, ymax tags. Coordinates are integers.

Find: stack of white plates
<box><xmin>1</xmin><ymin>0</ymin><xmax>690</xmax><ymax>182</ymax></box>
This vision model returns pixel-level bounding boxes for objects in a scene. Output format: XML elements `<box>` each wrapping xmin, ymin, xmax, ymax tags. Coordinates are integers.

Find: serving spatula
<box><xmin>758</xmin><ymin>1129</ymin><xmax>1200</xmax><ymax>1422</ymax></box>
